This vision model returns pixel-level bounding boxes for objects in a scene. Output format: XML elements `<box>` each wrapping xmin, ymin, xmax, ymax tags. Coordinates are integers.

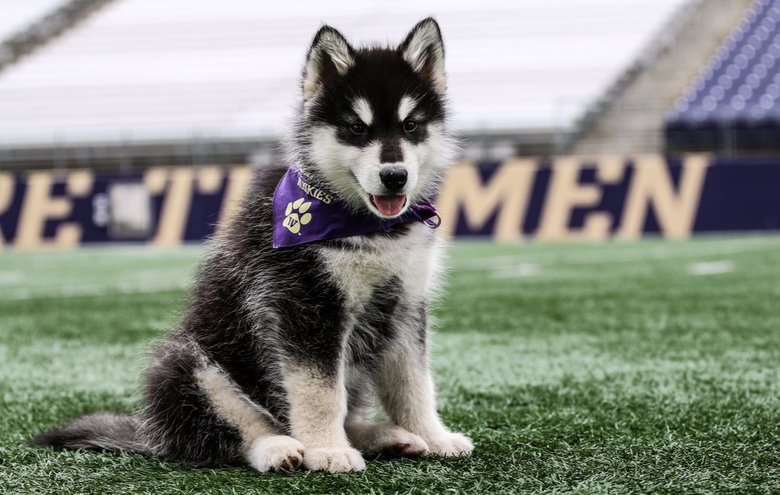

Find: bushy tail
<box><xmin>32</xmin><ymin>413</ymin><xmax>149</xmax><ymax>454</ymax></box>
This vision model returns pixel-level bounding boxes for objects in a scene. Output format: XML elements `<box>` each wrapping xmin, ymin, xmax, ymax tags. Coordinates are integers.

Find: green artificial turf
<box><xmin>1</xmin><ymin>237</ymin><xmax>780</xmax><ymax>494</ymax></box>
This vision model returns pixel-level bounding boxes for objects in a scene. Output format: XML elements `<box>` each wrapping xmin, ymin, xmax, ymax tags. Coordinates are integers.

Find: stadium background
<box><xmin>3</xmin><ymin>1</ymin><xmax>780</xmax><ymax>494</ymax></box>
<box><xmin>1</xmin><ymin>0</ymin><xmax>778</xmax><ymax>248</ymax></box>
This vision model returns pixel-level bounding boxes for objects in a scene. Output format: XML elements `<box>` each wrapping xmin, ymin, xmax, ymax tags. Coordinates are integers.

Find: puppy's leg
<box><xmin>195</xmin><ymin>365</ymin><xmax>304</xmax><ymax>472</ymax></box>
<box><xmin>284</xmin><ymin>362</ymin><xmax>365</xmax><ymax>472</ymax></box>
<box><xmin>375</xmin><ymin>320</ymin><xmax>473</xmax><ymax>457</ymax></box>
<box><xmin>344</xmin><ymin>372</ymin><xmax>428</xmax><ymax>457</ymax></box>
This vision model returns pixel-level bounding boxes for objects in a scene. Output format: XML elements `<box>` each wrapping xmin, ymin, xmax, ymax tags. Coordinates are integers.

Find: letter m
<box><xmin>436</xmin><ymin>160</ymin><xmax>536</xmax><ymax>242</ymax></box>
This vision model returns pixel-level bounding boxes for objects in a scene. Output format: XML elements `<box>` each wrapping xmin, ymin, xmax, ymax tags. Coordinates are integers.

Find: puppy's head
<box><xmin>293</xmin><ymin>18</ymin><xmax>455</xmax><ymax>219</ymax></box>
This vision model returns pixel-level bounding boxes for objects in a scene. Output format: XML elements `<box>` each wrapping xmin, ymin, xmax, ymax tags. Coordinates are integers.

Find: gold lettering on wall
<box><xmin>67</xmin><ymin>170</ymin><xmax>93</xmax><ymax>196</ymax></box>
<box><xmin>145</xmin><ymin>167</ymin><xmax>194</xmax><ymax>247</ymax></box>
<box><xmin>217</xmin><ymin>166</ymin><xmax>252</xmax><ymax>231</ymax></box>
<box><xmin>436</xmin><ymin>159</ymin><xmax>537</xmax><ymax>242</ymax></box>
<box><xmin>0</xmin><ymin>174</ymin><xmax>13</xmax><ymax>246</ymax></box>
<box><xmin>197</xmin><ymin>166</ymin><xmax>224</xmax><ymax>194</ymax></box>
<box><xmin>616</xmin><ymin>154</ymin><xmax>709</xmax><ymax>240</ymax></box>
<box><xmin>536</xmin><ymin>156</ymin><xmax>624</xmax><ymax>241</ymax></box>
<box><xmin>144</xmin><ymin>167</ymin><xmax>168</xmax><ymax>194</ymax></box>
<box><xmin>14</xmin><ymin>171</ymin><xmax>94</xmax><ymax>249</ymax></box>
<box><xmin>1</xmin><ymin>156</ymin><xmax>717</xmax><ymax>249</ymax></box>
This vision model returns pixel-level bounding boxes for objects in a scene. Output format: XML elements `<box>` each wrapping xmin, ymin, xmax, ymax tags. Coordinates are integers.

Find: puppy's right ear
<box><xmin>302</xmin><ymin>26</ymin><xmax>355</xmax><ymax>100</ymax></box>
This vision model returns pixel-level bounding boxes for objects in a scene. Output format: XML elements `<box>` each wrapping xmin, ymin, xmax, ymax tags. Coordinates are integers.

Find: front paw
<box><xmin>424</xmin><ymin>431</ymin><xmax>474</xmax><ymax>457</ymax></box>
<box><xmin>247</xmin><ymin>435</ymin><xmax>305</xmax><ymax>472</ymax></box>
<box><xmin>303</xmin><ymin>446</ymin><xmax>366</xmax><ymax>473</ymax></box>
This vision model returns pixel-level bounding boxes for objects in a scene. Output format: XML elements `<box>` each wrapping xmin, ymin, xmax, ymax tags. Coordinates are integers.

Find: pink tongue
<box><xmin>372</xmin><ymin>194</ymin><xmax>407</xmax><ymax>216</ymax></box>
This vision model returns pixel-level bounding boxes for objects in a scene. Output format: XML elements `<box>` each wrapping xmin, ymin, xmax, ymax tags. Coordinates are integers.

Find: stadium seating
<box><xmin>0</xmin><ymin>0</ymin><xmax>686</xmax><ymax>150</ymax></box>
<box><xmin>665</xmin><ymin>0</ymin><xmax>780</xmax><ymax>152</ymax></box>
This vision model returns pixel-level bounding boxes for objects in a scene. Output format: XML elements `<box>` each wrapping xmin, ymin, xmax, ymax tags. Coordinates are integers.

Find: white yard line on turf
<box><xmin>491</xmin><ymin>263</ymin><xmax>541</xmax><ymax>279</ymax></box>
<box><xmin>454</xmin><ymin>237</ymin><xmax>780</xmax><ymax>271</ymax></box>
<box><xmin>1</xmin><ymin>281</ymin><xmax>191</xmax><ymax>300</ymax></box>
<box><xmin>687</xmin><ymin>260</ymin><xmax>734</xmax><ymax>276</ymax></box>
<box><xmin>0</xmin><ymin>245</ymin><xmax>203</xmax><ymax>261</ymax></box>
<box><xmin>0</xmin><ymin>272</ymin><xmax>22</xmax><ymax>284</ymax></box>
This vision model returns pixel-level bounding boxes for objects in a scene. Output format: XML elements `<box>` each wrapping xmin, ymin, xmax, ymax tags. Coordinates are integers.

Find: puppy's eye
<box><xmin>350</xmin><ymin>123</ymin><xmax>368</xmax><ymax>135</ymax></box>
<box><xmin>403</xmin><ymin>119</ymin><xmax>418</xmax><ymax>133</ymax></box>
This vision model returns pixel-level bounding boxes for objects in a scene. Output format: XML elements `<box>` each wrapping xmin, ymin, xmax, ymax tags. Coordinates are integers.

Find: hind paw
<box><xmin>247</xmin><ymin>435</ymin><xmax>305</xmax><ymax>472</ymax></box>
<box><xmin>423</xmin><ymin>431</ymin><xmax>474</xmax><ymax>457</ymax></box>
<box><xmin>348</xmin><ymin>422</ymin><xmax>429</xmax><ymax>457</ymax></box>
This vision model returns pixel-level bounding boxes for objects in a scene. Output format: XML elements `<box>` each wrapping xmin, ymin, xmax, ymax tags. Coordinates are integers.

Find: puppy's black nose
<box><xmin>379</xmin><ymin>166</ymin><xmax>408</xmax><ymax>192</ymax></box>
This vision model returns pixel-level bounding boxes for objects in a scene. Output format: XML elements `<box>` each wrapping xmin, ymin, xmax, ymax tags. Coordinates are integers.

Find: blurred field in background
<box><xmin>2</xmin><ymin>237</ymin><xmax>779</xmax><ymax>494</ymax></box>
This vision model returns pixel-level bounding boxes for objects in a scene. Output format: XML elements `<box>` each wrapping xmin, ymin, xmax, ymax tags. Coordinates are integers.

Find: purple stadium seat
<box><xmin>665</xmin><ymin>0</ymin><xmax>780</xmax><ymax>152</ymax></box>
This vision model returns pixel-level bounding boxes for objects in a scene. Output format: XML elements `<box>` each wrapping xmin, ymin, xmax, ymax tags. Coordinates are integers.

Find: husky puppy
<box><xmin>33</xmin><ymin>18</ymin><xmax>472</xmax><ymax>473</ymax></box>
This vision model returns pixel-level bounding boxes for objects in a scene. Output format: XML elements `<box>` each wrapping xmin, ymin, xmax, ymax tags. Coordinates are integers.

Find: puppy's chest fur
<box><xmin>317</xmin><ymin>226</ymin><xmax>440</xmax><ymax>361</ymax></box>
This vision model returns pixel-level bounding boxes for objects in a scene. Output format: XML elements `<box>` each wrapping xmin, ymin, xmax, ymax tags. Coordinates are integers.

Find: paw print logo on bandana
<box><xmin>283</xmin><ymin>197</ymin><xmax>313</xmax><ymax>234</ymax></box>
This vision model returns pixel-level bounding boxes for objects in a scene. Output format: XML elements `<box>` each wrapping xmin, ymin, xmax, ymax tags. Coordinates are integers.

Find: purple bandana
<box><xmin>272</xmin><ymin>166</ymin><xmax>440</xmax><ymax>248</ymax></box>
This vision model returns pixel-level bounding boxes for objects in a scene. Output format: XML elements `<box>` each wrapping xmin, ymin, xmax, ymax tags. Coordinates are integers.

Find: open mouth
<box><xmin>369</xmin><ymin>194</ymin><xmax>407</xmax><ymax>217</ymax></box>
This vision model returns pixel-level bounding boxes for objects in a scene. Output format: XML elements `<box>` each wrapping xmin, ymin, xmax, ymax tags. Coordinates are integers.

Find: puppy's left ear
<box><xmin>399</xmin><ymin>17</ymin><xmax>446</xmax><ymax>93</ymax></box>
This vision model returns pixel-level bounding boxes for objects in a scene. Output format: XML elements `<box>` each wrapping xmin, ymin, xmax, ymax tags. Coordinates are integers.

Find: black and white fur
<box><xmin>33</xmin><ymin>18</ymin><xmax>472</xmax><ymax>473</ymax></box>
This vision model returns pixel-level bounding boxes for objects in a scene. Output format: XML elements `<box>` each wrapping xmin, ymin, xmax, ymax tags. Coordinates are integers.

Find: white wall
<box><xmin>0</xmin><ymin>0</ymin><xmax>64</xmax><ymax>41</ymax></box>
<box><xmin>0</xmin><ymin>0</ymin><xmax>687</xmax><ymax>147</ymax></box>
